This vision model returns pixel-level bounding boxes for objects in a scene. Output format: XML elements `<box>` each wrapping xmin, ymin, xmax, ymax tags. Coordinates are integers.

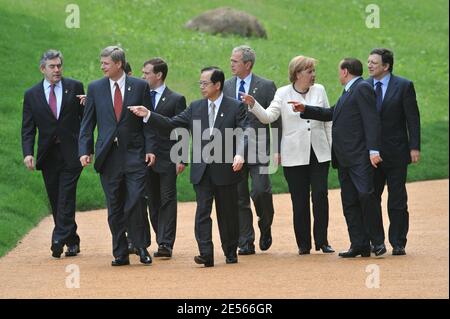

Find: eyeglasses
<box><xmin>198</xmin><ymin>81</ymin><xmax>213</xmax><ymax>87</ymax></box>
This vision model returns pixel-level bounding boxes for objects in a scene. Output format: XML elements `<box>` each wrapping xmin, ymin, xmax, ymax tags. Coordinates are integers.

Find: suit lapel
<box><xmin>102</xmin><ymin>77</ymin><xmax>116</xmax><ymax>122</ymax></box>
<box><xmin>118</xmin><ymin>76</ymin><xmax>130</xmax><ymax>122</ymax></box>
<box><xmin>156</xmin><ymin>87</ymin><xmax>171</xmax><ymax>113</ymax></box>
<box><xmin>213</xmin><ymin>97</ymin><xmax>228</xmax><ymax>130</ymax></box>
<box><xmin>229</xmin><ymin>77</ymin><xmax>238</xmax><ymax>99</ymax></box>
<box><xmin>334</xmin><ymin>78</ymin><xmax>360</xmax><ymax>120</ymax></box>
<box><xmin>59</xmin><ymin>78</ymin><xmax>68</xmax><ymax>119</ymax></box>
<box><xmin>248</xmin><ymin>74</ymin><xmax>259</xmax><ymax>96</ymax></box>
<box><xmin>201</xmin><ymin>99</ymin><xmax>209</xmax><ymax>133</ymax></box>
<box><xmin>381</xmin><ymin>75</ymin><xmax>397</xmax><ymax>112</ymax></box>
<box><xmin>37</xmin><ymin>80</ymin><xmax>57</xmax><ymax>120</ymax></box>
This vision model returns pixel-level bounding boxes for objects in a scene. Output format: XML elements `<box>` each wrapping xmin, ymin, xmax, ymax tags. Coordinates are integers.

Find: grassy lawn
<box><xmin>0</xmin><ymin>0</ymin><xmax>448</xmax><ymax>256</ymax></box>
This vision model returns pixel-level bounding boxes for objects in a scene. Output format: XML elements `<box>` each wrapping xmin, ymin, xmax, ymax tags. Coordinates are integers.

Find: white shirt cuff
<box><xmin>143</xmin><ymin>111</ymin><xmax>151</xmax><ymax>123</ymax></box>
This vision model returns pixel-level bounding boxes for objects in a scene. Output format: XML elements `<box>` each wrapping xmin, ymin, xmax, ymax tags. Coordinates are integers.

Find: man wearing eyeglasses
<box><xmin>129</xmin><ymin>66</ymin><xmax>248</xmax><ymax>267</ymax></box>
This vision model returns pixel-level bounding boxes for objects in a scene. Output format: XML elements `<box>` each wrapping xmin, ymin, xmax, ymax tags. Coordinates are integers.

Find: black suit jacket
<box><xmin>150</xmin><ymin>87</ymin><xmax>187</xmax><ymax>172</ymax></box>
<box><xmin>22</xmin><ymin>77</ymin><xmax>85</xmax><ymax>170</ymax></box>
<box><xmin>223</xmin><ymin>74</ymin><xmax>280</xmax><ymax>163</ymax></box>
<box><xmin>149</xmin><ymin>95</ymin><xmax>248</xmax><ymax>186</ymax></box>
<box><xmin>302</xmin><ymin>77</ymin><xmax>381</xmax><ymax>168</ymax></box>
<box><xmin>78</xmin><ymin>76</ymin><xmax>155</xmax><ymax>173</ymax></box>
<box><xmin>367</xmin><ymin>75</ymin><xmax>420</xmax><ymax>167</ymax></box>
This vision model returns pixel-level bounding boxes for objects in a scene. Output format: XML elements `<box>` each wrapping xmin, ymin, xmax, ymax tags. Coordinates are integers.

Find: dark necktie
<box><xmin>237</xmin><ymin>80</ymin><xmax>246</xmax><ymax>100</ymax></box>
<box><xmin>150</xmin><ymin>90</ymin><xmax>157</xmax><ymax>111</ymax></box>
<box><xmin>49</xmin><ymin>84</ymin><xmax>57</xmax><ymax>118</ymax></box>
<box><xmin>375</xmin><ymin>81</ymin><xmax>383</xmax><ymax>112</ymax></box>
<box><xmin>114</xmin><ymin>82</ymin><xmax>122</xmax><ymax>122</ymax></box>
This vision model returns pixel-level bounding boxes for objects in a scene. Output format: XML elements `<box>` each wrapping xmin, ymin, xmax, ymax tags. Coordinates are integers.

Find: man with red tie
<box><xmin>22</xmin><ymin>49</ymin><xmax>85</xmax><ymax>258</ymax></box>
<box><xmin>78</xmin><ymin>46</ymin><xmax>155</xmax><ymax>266</ymax></box>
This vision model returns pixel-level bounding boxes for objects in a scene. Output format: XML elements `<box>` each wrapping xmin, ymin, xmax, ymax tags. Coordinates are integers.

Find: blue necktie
<box><xmin>375</xmin><ymin>82</ymin><xmax>383</xmax><ymax>112</ymax></box>
<box><xmin>237</xmin><ymin>80</ymin><xmax>246</xmax><ymax>100</ymax></box>
<box><xmin>150</xmin><ymin>90</ymin><xmax>156</xmax><ymax>111</ymax></box>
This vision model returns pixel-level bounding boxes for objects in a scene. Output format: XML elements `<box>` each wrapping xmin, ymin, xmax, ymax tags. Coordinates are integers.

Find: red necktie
<box><xmin>114</xmin><ymin>82</ymin><xmax>122</xmax><ymax>122</ymax></box>
<box><xmin>49</xmin><ymin>84</ymin><xmax>57</xmax><ymax>118</ymax></box>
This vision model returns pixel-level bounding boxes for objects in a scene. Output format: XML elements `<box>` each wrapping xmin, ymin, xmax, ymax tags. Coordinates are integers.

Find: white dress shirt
<box><xmin>235</xmin><ymin>73</ymin><xmax>252</xmax><ymax>100</ymax></box>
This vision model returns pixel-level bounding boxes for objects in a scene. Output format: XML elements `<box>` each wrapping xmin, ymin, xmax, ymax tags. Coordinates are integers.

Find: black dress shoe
<box><xmin>372</xmin><ymin>244</ymin><xmax>387</xmax><ymax>256</ymax></box>
<box><xmin>259</xmin><ymin>230</ymin><xmax>272</xmax><ymax>251</ymax></box>
<box><xmin>338</xmin><ymin>248</ymin><xmax>371</xmax><ymax>258</ymax></box>
<box><xmin>316</xmin><ymin>244</ymin><xmax>335</xmax><ymax>253</ymax></box>
<box><xmin>298</xmin><ymin>248</ymin><xmax>310</xmax><ymax>255</ymax></box>
<box><xmin>392</xmin><ymin>246</ymin><xmax>406</xmax><ymax>256</ymax></box>
<box><xmin>65</xmin><ymin>244</ymin><xmax>80</xmax><ymax>257</ymax></box>
<box><xmin>238</xmin><ymin>244</ymin><xmax>255</xmax><ymax>255</ymax></box>
<box><xmin>137</xmin><ymin>248</ymin><xmax>152</xmax><ymax>265</ymax></box>
<box><xmin>154</xmin><ymin>244</ymin><xmax>172</xmax><ymax>258</ymax></box>
<box><xmin>128</xmin><ymin>242</ymin><xmax>138</xmax><ymax>255</ymax></box>
<box><xmin>111</xmin><ymin>256</ymin><xmax>130</xmax><ymax>266</ymax></box>
<box><xmin>51</xmin><ymin>241</ymin><xmax>64</xmax><ymax>258</ymax></box>
<box><xmin>225</xmin><ymin>255</ymin><xmax>238</xmax><ymax>264</ymax></box>
<box><xmin>194</xmin><ymin>255</ymin><xmax>214</xmax><ymax>267</ymax></box>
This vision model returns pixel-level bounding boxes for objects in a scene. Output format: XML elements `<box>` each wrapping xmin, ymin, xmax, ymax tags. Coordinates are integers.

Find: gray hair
<box><xmin>232</xmin><ymin>45</ymin><xmax>256</xmax><ymax>68</ymax></box>
<box><xmin>40</xmin><ymin>49</ymin><xmax>63</xmax><ymax>68</ymax></box>
<box><xmin>100</xmin><ymin>45</ymin><xmax>126</xmax><ymax>70</ymax></box>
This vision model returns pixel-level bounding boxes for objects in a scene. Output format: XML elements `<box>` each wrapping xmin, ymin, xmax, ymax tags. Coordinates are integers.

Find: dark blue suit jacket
<box><xmin>367</xmin><ymin>74</ymin><xmax>420</xmax><ymax>167</ymax></box>
<box><xmin>79</xmin><ymin>76</ymin><xmax>155</xmax><ymax>173</ymax></box>
<box><xmin>148</xmin><ymin>95</ymin><xmax>248</xmax><ymax>186</ymax></box>
<box><xmin>22</xmin><ymin>77</ymin><xmax>85</xmax><ymax>170</ymax></box>
<box><xmin>301</xmin><ymin>77</ymin><xmax>381</xmax><ymax>168</ymax></box>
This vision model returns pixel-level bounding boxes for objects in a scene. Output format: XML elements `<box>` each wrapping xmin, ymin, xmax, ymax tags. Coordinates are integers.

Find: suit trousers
<box><xmin>374</xmin><ymin>163</ymin><xmax>409</xmax><ymax>248</ymax></box>
<box><xmin>283</xmin><ymin>149</ymin><xmax>330</xmax><ymax>250</ymax></box>
<box><xmin>193</xmin><ymin>165</ymin><xmax>239</xmax><ymax>258</ymax></box>
<box><xmin>99</xmin><ymin>145</ymin><xmax>150</xmax><ymax>258</ymax></box>
<box><xmin>41</xmin><ymin>144</ymin><xmax>82</xmax><ymax>246</ymax></box>
<box><xmin>338</xmin><ymin>161</ymin><xmax>385</xmax><ymax>249</ymax></box>
<box><xmin>146</xmin><ymin>165</ymin><xmax>178</xmax><ymax>249</ymax></box>
<box><xmin>237</xmin><ymin>163</ymin><xmax>275</xmax><ymax>249</ymax></box>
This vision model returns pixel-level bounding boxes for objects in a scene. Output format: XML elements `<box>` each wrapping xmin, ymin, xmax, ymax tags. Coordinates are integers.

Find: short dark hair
<box><xmin>144</xmin><ymin>58</ymin><xmax>168</xmax><ymax>81</ymax></box>
<box><xmin>370</xmin><ymin>48</ymin><xmax>394</xmax><ymax>72</ymax></box>
<box><xmin>124</xmin><ymin>62</ymin><xmax>132</xmax><ymax>75</ymax></box>
<box><xmin>201</xmin><ymin>66</ymin><xmax>225</xmax><ymax>91</ymax></box>
<box><xmin>340</xmin><ymin>58</ymin><xmax>363</xmax><ymax>76</ymax></box>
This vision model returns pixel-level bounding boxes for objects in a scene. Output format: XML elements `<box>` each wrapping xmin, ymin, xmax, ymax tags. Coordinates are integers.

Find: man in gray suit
<box><xmin>79</xmin><ymin>46</ymin><xmax>155</xmax><ymax>266</ymax></box>
<box><xmin>223</xmin><ymin>45</ymin><xmax>280</xmax><ymax>255</ymax></box>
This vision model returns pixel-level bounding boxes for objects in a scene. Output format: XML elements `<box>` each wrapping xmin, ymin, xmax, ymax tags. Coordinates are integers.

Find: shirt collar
<box><xmin>237</xmin><ymin>73</ymin><xmax>252</xmax><ymax>85</ymax></box>
<box><xmin>208</xmin><ymin>93</ymin><xmax>224</xmax><ymax>108</ymax></box>
<box><xmin>345</xmin><ymin>76</ymin><xmax>362</xmax><ymax>92</ymax></box>
<box><xmin>151</xmin><ymin>84</ymin><xmax>166</xmax><ymax>95</ymax></box>
<box><xmin>374</xmin><ymin>73</ymin><xmax>391</xmax><ymax>87</ymax></box>
<box><xmin>109</xmin><ymin>71</ymin><xmax>126</xmax><ymax>90</ymax></box>
<box><xmin>43</xmin><ymin>78</ymin><xmax>61</xmax><ymax>89</ymax></box>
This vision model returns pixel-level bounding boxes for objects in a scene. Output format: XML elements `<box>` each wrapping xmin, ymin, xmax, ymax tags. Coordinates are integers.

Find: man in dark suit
<box><xmin>79</xmin><ymin>46</ymin><xmax>154</xmax><ymax>266</ymax></box>
<box><xmin>223</xmin><ymin>45</ymin><xmax>279</xmax><ymax>255</ymax></box>
<box><xmin>141</xmin><ymin>58</ymin><xmax>187</xmax><ymax>258</ymax></box>
<box><xmin>367</xmin><ymin>48</ymin><xmax>421</xmax><ymax>256</ymax></box>
<box><xmin>22</xmin><ymin>49</ymin><xmax>84</xmax><ymax>258</ymax></box>
<box><xmin>291</xmin><ymin>58</ymin><xmax>386</xmax><ymax>257</ymax></box>
<box><xmin>129</xmin><ymin>67</ymin><xmax>247</xmax><ymax>267</ymax></box>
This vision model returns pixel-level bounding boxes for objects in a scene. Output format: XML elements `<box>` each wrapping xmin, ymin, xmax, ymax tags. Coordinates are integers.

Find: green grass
<box><xmin>0</xmin><ymin>0</ymin><xmax>448</xmax><ymax>256</ymax></box>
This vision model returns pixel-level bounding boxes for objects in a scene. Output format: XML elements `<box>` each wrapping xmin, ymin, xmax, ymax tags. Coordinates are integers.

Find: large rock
<box><xmin>185</xmin><ymin>7</ymin><xmax>267</xmax><ymax>38</ymax></box>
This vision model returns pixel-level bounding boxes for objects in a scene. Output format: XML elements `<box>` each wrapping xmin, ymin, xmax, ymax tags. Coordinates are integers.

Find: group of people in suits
<box><xmin>22</xmin><ymin>44</ymin><xmax>420</xmax><ymax>267</ymax></box>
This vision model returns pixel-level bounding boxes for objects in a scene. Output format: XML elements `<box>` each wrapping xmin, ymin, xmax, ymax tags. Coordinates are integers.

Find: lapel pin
<box><xmin>65</xmin><ymin>89</ymin><xmax>68</xmax><ymax>94</ymax></box>
<box><xmin>252</xmin><ymin>88</ymin><xmax>258</xmax><ymax>94</ymax></box>
<box><xmin>162</xmin><ymin>97</ymin><xmax>166</xmax><ymax>102</ymax></box>
<box><xmin>127</xmin><ymin>86</ymin><xmax>131</xmax><ymax>91</ymax></box>
<box><xmin>220</xmin><ymin>113</ymin><xmax>224</xmax><ymax>117</ymax></box>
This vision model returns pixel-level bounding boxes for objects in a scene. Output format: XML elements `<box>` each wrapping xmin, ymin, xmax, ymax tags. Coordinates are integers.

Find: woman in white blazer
<box><xmin>241</xmin><ymin>55</ymin><xmax>334</xmax><ymax>255</ymax></box>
